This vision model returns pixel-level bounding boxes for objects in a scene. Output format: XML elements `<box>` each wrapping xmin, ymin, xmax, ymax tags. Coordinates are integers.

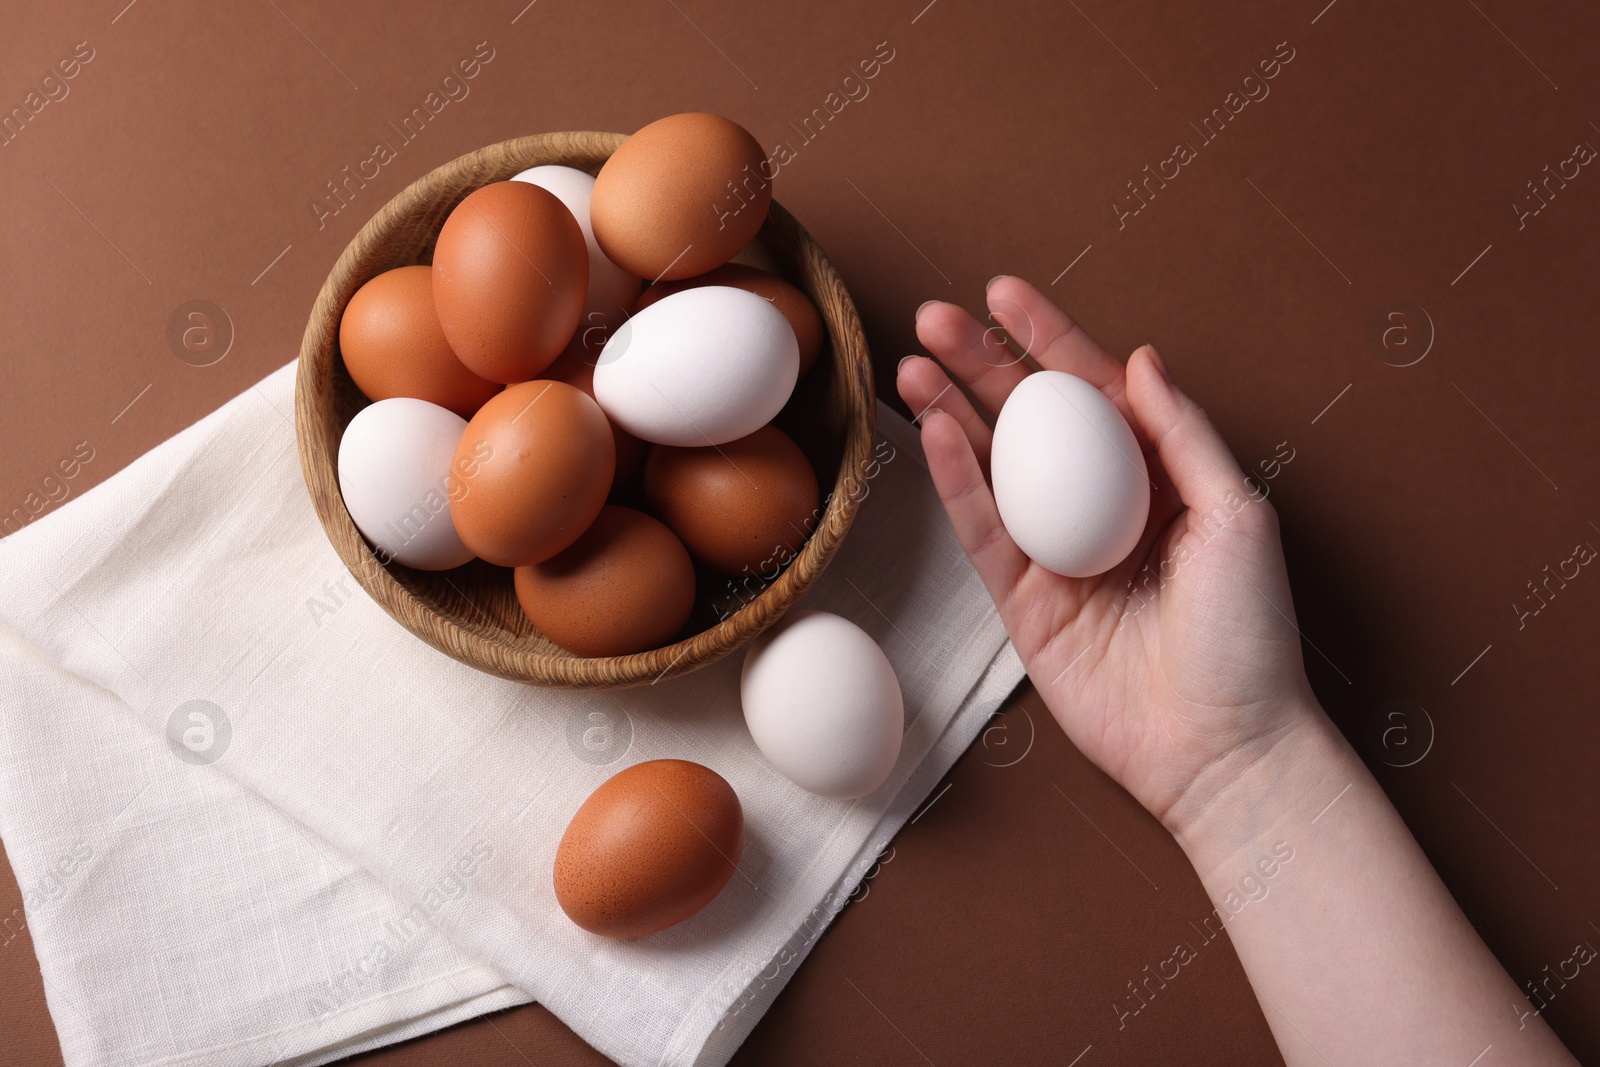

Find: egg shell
<box><xmin>593</xmin><ymin>286</ymin><xmax>798</xmax><ymax>446</ymax></box>
<box><xmin>553</xmin><ymin>759</ymin><xmax>744</xmax><ymax>939</ymax></box>
<box><xmin>634</xmin><ymin>263</ymin><xmax>823</xmax><ymax>377</ymax></box>
<box><xmin>338</xmin><ymin>266</ymin><xmax>502</xmax><ymax>418</ymax></box>
<box><xmin>740</xmin><ymin>611</ymin><xmax>904</xmax><ymax>799</ymax></box>
<box><xmin>542</xmin><ymin>335</ymin><xmax>645</xmax><ymax>489</ymax></box>
<box><xmin>432</xmin><ymin>180</ymin><xmax>589</xmax><ymax>383</ymax></box>
<box><xmin>643</xmin><ymin>424</ymin><xmax>819</xmax><ymax>575</ymax></box>
<box><xmin>590</xmin><ymin>112</ymin><xmax>771</xmax><ymax>281</ymax></box>
<box><xmin>513</xmin><ymin>506</ymin><xmax>695</xmax><ymax>657</ymax></box>
<box><xmin>448</xmin><ymin>380</ymin><xmax>615</xmax><ymax>567</ymax></box>
<box><xmin>990</xmin><ymin>370</ymin><xmax>1151</xmax><ymax>578</ymax></box>
<box><xmin>512</xmin><ymin>165</ymin><xmax>641</xmax><ymax>332</ymax></box>
<box><xmin>337</xmin><ymin>398</ymin><xmax>475</xmax><ymax>571</ymax></box>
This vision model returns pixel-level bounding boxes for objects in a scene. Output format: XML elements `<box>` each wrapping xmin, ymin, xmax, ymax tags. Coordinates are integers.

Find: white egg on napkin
<box><xmin>740</xmin><ymin>610</ymin><xmax>904</xmax><ymax>799</ymax></box>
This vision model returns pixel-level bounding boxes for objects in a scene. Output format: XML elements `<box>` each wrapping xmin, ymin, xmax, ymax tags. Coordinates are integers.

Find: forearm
<box><xmin>1166</xmin><ymin>701</ymin><xmax>1576</xmax><ymax>1066</ymax></box>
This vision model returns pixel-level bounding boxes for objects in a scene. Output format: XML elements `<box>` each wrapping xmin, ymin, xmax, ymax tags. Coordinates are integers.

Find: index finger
<box><xmin>985</xmin><ymin>276</ymin><xmax>1127</xmax><ymax>403</ymax></box>
<box><xmin>914</xmin><ymin>300</ymin><xmax>1031</xmax><ymax>417</ymax></box>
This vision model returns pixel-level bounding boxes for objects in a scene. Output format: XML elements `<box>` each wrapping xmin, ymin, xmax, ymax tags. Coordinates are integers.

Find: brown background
<box><xmin>3</xmin><ymin>0</ymin><xmax>1598</xmax><ymax>1063</ymax></box>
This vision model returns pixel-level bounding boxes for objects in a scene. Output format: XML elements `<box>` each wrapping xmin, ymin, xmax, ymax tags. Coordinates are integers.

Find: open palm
<box><xmin>899</xmin><ymin>277</ymin><xmax>1318</xmax><ymax>830</ymax></box>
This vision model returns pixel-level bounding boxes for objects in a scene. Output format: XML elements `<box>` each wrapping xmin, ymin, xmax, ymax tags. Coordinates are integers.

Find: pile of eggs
<box><xmin>336</xmin><ymin>113</ymin><xmax>906</xmax><ymax>941</ymax></box>
<box><xmin>336</xmin><ymin>112</ymin><xmax>828</xmax><ymax>658</ymax></box>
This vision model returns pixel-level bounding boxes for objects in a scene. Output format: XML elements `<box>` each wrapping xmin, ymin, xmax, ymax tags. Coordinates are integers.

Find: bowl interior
<box><xmin>295</xmin><ymin>131</ymin><xmax>875</xmax><ymax>688</ymax></box>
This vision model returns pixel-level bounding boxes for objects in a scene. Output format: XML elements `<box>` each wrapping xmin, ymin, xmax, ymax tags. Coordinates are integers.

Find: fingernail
<box><xmin>986</xmin><ymin>274</ymin><xmax>1008</xmax><ymax>292</ymax></box>
<box><xmin>917</xmin><ymin>406</ymin><xmax>945</xmax><ymax>424</ymax></box>
<box><xmin>1144</xmin><ymin>344</ymin><xmax>1172</xmax><ymax>383</ymax></box>
<box><xmin>916</xmin><ymin>300</ymin><xmax>937</xmax><ymax>320</ymax></box>
<box><xmin>897</xmin><ymin>355</ymin><xmax>919</xmax><ymax>373</ymax></box>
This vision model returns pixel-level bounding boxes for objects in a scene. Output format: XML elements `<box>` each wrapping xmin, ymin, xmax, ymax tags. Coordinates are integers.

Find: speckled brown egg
<box><xmin>553</xmin><ymin>759</ymin><xmax>744</xmax><ymax>939</ymax></box>
<box><xmin>643</xmin><ymin>424</ymin><xmax>820</xmax><ymax>575</ymax></box>
<box><xmin>449</xmin><ymin>380</ymin><xmax>614</xmax><ymax>566</ymax></box>
<box><xmin>590</xmin><ymin>113</ymin><xmax>771</xmax><ymax>282</ymax></box>
<box><xmin>513</xmin><ymin>506</ymin><xmax>695</xmax><ymax>657</ymax></box>
<box><xmin>542</xmin><ymin>334</ymin><xmax>646</xmax><ymax>490</ymax></box>
<box><xmin>432</xmin><ymin>180</ymin><xmax>588</xmax><ymax>383</ymax></box>
<box><xmin>634</xmin><ymin>263</ymin><xmax>823</xmax><ymax>377</ymax></box>
<box><xmin>338</xmin><ymin>266</ymin><xmax>502</xmax><ymax>417</ymax></box>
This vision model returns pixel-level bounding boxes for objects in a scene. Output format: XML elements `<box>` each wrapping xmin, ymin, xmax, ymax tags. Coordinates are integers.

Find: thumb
<box><xmin>1125</xmin><ymin>345</ymin><xmax>1256</xmax><ymax>516</ymax></box>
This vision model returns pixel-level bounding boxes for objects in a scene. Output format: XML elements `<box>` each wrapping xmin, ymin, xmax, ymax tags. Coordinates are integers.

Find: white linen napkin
<box><xmin>0</xmin><ymin>360</ymin><xmax>1025</xmax><ymax>1067</ymax></box>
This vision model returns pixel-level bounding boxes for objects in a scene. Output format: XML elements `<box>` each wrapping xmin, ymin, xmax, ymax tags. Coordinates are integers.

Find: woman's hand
<box><xmin>903</xmin><ymin>277</ymin><xmax>1580</xmax><ymax>1066</ymax></box>
<box><xmin>898</xmin><ymin>275</ymin><xmax>1316</xmax><ymax>834</ymax></box>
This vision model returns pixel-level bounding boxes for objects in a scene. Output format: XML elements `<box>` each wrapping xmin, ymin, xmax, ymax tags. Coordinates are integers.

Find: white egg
<box><xmin>593</xmin><ymin>286</ymin><xmax>798</xmax><ymax>446</ymax></box>
<box><xmin>511</xmin><ymin>164</ymin><xmax>640</xmax><ymax>332</ymax></box>
<box><xmin>990</xmin><ymin>370</ymin><xmax>1150</xmax><ymax>577</ymax></box>
<box><xmin>337</xmin><ymin>397</ymin><xmax>475</xmax><ymax>571</ymax></box>
<box><xmin>740</xmin><ymin>611</ymin><xmax>904</xmax><ymax>799</ymax></box>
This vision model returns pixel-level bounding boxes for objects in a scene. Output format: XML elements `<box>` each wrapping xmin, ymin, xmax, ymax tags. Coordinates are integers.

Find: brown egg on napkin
<box><xmin>554</xmin><ymin>759</ymin><xmax>744</xmax><ymax>938</ymax></box>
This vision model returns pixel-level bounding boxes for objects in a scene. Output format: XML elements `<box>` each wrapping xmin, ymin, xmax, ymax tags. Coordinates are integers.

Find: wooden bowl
<box><xmin>295</xmin><ymin>131</ymin><xmax>875</xmax><ymax>688</ymax></box>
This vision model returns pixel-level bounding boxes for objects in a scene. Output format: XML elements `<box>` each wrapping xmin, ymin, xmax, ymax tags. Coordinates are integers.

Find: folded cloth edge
<box><xmin>681</xmin><ymin>632</ymin><xmax>1025</xmax><ymax>1067</ymax></box>
<box><xmin>153</xmin><ymin>968</ymin><xmax>530</xmax><ymax>1067</ymax></box>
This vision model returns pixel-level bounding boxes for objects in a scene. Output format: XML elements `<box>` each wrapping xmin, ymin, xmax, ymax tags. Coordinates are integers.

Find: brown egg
<box><xmin>591</xmin><ymin>113</ymin><xmax>771</xmax><ymax>282</ymax></box>
<box><xmin>432</xmin><ymin>181</ymin><xmax>588</xmax><ymax>383</ymax></box>
<box><xmin>553</xmin><ymin>759</ymin><xmax>743</xmax><ymax>938</ymax></box>
<box><xmin>513</xmin><ymin>506</ymin><xmax>695</xmax><ymax>657</ymax></box>
<box><xmin>338</xmin><ymin>266</ymin><xmax>502</xmax><ymax>417</ymax></box>
<box><xmin>634</xmin><ymin>263</ymin><xmax>824</xmax><ymax>377</ymax></box>
<box><xmin>643</xmin><ymin>424</ymin><xmax>820</xmax><ymax>575</ymax></box>
<box><xmin>449</xmin><ymin>381</ymin><xmax>614</xmax><ymax>566</ymax></box>
<box><xmin>542</xmin><ymin>334</ymin><xmax>645</xmax><ymax>489</ymax></box>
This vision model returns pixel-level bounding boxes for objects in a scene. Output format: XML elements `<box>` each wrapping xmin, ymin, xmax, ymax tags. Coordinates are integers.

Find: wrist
<box><xmin>1162</xmin><ymin>695</ymin><xmax>1355</xmax><ymax>873</ymax></box>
